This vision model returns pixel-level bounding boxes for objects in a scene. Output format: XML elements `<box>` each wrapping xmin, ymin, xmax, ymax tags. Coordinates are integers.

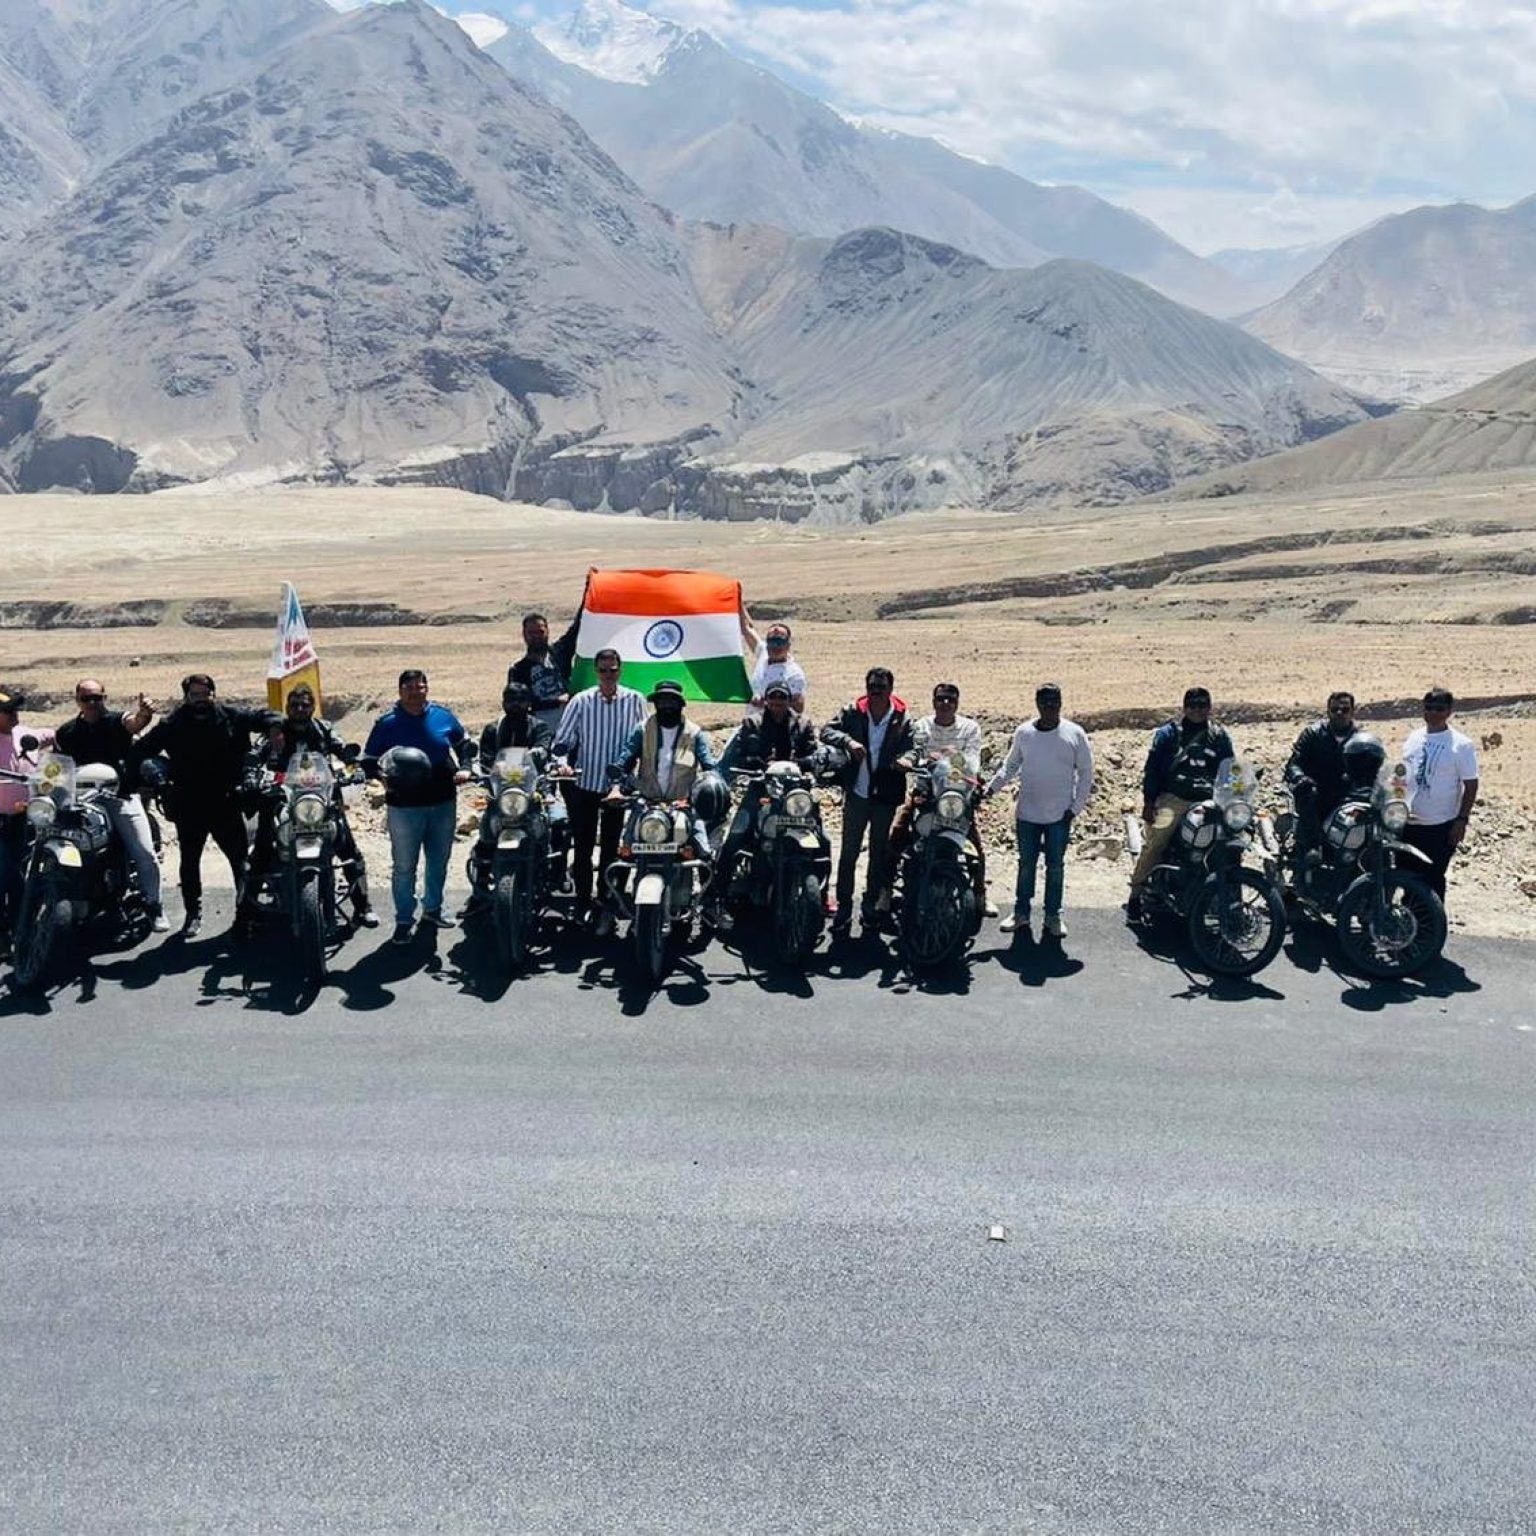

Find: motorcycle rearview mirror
<box><xmin>342</xmin><ymin>742</ymin><xmax>363</xmax><ymax>764</ymax></box>
<box><xmin>19</xmin><ymin>735</ymin><xmax>39</xmax><ymax>752</ymax></box>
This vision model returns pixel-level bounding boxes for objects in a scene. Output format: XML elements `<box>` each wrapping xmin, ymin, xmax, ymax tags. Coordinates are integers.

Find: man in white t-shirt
<box><xmin>985</xmin><ymin>683</ymin><xmax>1094</xmax><ymax>940</ymax></box>
<box><xmin>1399</xmin><ymin>685</ymin><xmax>1479</xmax><ymax>901</ymax></box>
<box><xmin>739</xmin><ymin>603</ymin><xmax>807</xmax><ymax>715</ymax></box>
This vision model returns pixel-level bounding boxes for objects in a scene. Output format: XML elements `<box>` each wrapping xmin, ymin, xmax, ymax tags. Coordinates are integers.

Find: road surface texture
<box><xmin>2</xmin><ymin>906</ymin><xmax>1532</xmax><ymax>1535</ymax></box>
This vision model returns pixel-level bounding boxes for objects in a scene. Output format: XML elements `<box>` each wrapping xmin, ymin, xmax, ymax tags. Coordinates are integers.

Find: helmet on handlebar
<box><xmin>138</xmin><ymin>757</ymin><xmax>170</xmax><ymax>789</ymax></box>
<box><xmin>380</xmin><ymin>745</ymin><xmax>433</xmax><ymax>789</ymax></box>
<box><xmin>690</xmin><ymin>770</ymin><xmax>731</xmax><ymax>827</ymax></box>
<box><xmin>1341</xmin><ymin>731</ymin><xmax>1386</xmax><ymax>788</ymax></box>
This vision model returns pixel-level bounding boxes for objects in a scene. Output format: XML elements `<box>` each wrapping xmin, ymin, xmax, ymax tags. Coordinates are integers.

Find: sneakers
<box><xmin>419</xmin><ymin>910</ymin><xmax>457</xmax><ymax>931</ymax></box>
<box><xmin>1043</xmin><ymin>913</ymin><xmax>1067</xmax><ymax>939</ymax></box>
<box><xmin>1124</xmin><ymin>893</ymin><xmax>1144</xmax><ymax>923</ymax></box>
<box><xmin>983</xmin><ymin>898</ymin><xmax>999</xmax><ymax>919</ymax></box>
<box><xmin>355</xmin><ymin>907</ymin><xmax>381</xmax><ymax>930</ymax></box>
<box><xmin>999</xmin><ymin>911</ymin><xmax>1029</xmax><ymax>934</ymax></box>
<box><xmin>390</xmin><ymin>923</ymin><xmax>414</xmax><ymax>946</ymax></box>
<box><xmin>180</xmin><ymin>904</ymin><xmax>203</xmax><ymax>939</ymax></box>
<box><xmin>148</xmin><ymin>905</ymin><xmax>170</xmax><ymax>934</ymax></box>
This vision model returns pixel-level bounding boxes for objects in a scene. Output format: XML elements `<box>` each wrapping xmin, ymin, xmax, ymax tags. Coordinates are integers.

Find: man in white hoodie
<box><xmin>984</xmin><ymin>683</ymin><xmax>1094</xmax><ymax>940</ymax></box>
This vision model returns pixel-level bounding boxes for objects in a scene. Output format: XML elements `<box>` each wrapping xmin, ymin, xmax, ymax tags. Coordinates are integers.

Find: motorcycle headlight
<box><xmin>783</xmin><ymin>788</ymin><xmax>814</xmax><ymax>819</ymax></box>
<box><xmin>293</xmin><ymin>793</ymin><xmax>328</xmax><ymax>829</ymax></box>
<box><xmin>638</xmin><ymin>810</ymin><xmax>672</xmax><ymax>846</ymax></box>
<box><xmin>497</xmin><ymin>788</ymin><xmax>529</xmax><ymax>821</ymax></box>
<box><xmin>1380</xmin><ymin>798</ymin><xmax>1409</xmax><ymax>832</ymax></box>
<box><xmin>936</xmin><ymin>789</ymin><xmax>968</xmax><ymax>822</ymax></box>
<box><xmin>1222</xmin><ymin>799</ymin><xmax>1255</xmax><ymax>832</ymax></box>
<box><xmin>26</xmin><ymin>797</ymin><xmax>57</xmax><ymax>829</ymax></box>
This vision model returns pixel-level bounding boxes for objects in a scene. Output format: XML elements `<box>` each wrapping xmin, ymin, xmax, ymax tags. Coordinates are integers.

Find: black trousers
<box><xmin>836</xmin><ymin>795</ymin><xmax>897</xmax><ymax>917</ymax></box>
<box><xmin>569</xmin><ymin>787</ymin><xmax>624</xmax><ymax>909</ymax></box>
<box><xmin>174</xmin><ymin>799</ymin><xmax>250</xmax><ymax>908</ymax></box>
<box><xmin>1401</xmin><ymin>821</ymin><xmax>1457</xmax><ymax>901</ymax></box>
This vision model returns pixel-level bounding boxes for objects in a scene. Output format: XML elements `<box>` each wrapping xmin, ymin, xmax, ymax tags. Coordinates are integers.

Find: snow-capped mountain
<box><xmin>1243</xmin><ymin>200</ymin><xmax>1536</xmax><ymax>402</ymax></box>
<box><xmin>481</xmin><ymin>0</ymin><xmax>1257</xmax><ymax>316</ymax></box>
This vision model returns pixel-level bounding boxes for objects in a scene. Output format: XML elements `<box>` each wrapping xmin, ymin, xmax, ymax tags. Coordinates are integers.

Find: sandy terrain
<box><xmin>5</xmin><ymin>472</ymin><xmax>1535</xmax><ymax>937</ymax></box>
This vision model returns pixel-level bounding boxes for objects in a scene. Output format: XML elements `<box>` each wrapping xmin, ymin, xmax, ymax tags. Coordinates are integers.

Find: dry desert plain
<box><xmin>5</xmin><ymin>471</ymin><xmax>1536</xmax><ymax>939</ymax></box>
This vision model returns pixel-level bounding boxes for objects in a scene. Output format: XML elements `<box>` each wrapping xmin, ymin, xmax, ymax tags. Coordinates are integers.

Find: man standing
<box><xmin>1399</xmin><ymin>687</ymin><xmax>1479</xmax><ymax>902</ymax></box>
<box><xmin>821</xmin><ymin>667</ymin><xmax>914</xmax><ymax>934</ymax></box>
<box><xmin>1126</xmin><ymin>686</ymin><xmax>1235</xmax><ymax>920</ymax></box>
<box><xmin>1284</xmin><ymin>691</ymin><xmax>1358</xmax><ymax>852</ymax></box>
<box><xmin>552</xmin><ymin>648</ymin><xmax>646</xmax><ymax>927</ymax></box>
<box><xmin>0</xmin><ymin>692</ymin><xmax>56</xmax><ymax>961</ymax></box>
<box><xmin>740</xmin><ymin>605</ymin><xmax>808</xmax><ymax>715</ymax></box>
<box><xmin>55</xmin><ymin>679</ymin><xmax>168</xmax><ymax>933</ymax></box>
<box><xmin>508</xmin><ymin>612</ymin><xmax>579</xmax><ymax>742</ymax></box>
<box><xmin>131</xmin><ymin>674</ymin><xmax>274</xmax><ymax>938</ymax></box>
<box><xmin>986</xmin><ymin>684</ymin><xmax>1094</xmax><ymax>940</ymax></box>
<box><xmin>364</xmin><ymin>670</ymin><xmax>471</xmax><ymax>944</ymax></box>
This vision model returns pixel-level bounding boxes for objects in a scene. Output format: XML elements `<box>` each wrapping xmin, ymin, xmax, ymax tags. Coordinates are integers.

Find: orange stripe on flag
<box><xmin>584</xmin><ymin>568</ymin><xmax>740</xmax><ymax>618</ymax></box>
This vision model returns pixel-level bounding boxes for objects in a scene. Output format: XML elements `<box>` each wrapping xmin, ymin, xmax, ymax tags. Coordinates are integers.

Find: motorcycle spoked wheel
<box><xmin>1335</xmin><ymin>873</ymin><xmax>1446</xmax><ymax>979</ymax></box>
<box><xmin>635</xmin><ymin>892</ymin><xmax>670</xmax><ymax>986</ymax></box>
<box><xmin>493</xmin><ymin>872</ymin><xmax>535</xmax><ymax>974</ymax></box>
<box><xmin>774</xmin><ymin>870</ymin><xmax>824</xmax><ymax>965</ymax></box>
<box><xmin>12</xmin><ymin>888</ymin><xmax>74</xmax><ymax>991</ymax></box>
<box><xmin>1186</xmin><ymin>868</ymin><xmax>1287</xmax><ymax>978</ymax></box>
<box><xmin>900</xmin><ymin>861</ymin><xmax>974</xmax><ymax>971</ymax></box>
<box><xmin>296</xmin><ymin>875</ymin><xmax>326</xmax><ymax>985</ymax></box>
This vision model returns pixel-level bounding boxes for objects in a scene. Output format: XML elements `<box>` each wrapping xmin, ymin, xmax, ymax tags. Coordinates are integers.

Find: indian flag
<box><xmin>571</xmin><ymin>569</ymin><xmax>751</xmax><ymax>703</ymax></box>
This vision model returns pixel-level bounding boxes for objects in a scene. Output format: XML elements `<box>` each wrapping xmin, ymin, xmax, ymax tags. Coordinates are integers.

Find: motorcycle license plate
<box><xmin>642</xmin><ymin>844</ymin><xmax>680</xmax><ymax>855</ymax></box>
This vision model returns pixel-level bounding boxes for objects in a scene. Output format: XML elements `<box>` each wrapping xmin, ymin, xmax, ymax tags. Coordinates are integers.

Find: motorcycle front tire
<box><xmin>13</xmin><ymin>887</ymin><xmax>73</xmax><ymax>991</ymax></box>
<box><xmin>901</xmin><ymin>859</ymin><xmax>973</xmax><ymax>970</ymax></box>
<box><xmin>494</xmin><ymin>871</ymin><xmax>532</xmax><ymax>974</ymax></box>
<box><xmin>775</xmin><ymin>868</ymin><xmax>823</xmax><ymax>965</ymax></box>
<box><xmin>1186</xmin><ymin>867</ymin><xmax>1286</xmax><ymax>978</ymax></box>
<box><xmin>1335</xmin><ymin>872</ymin><xmax>1446</xmax><ymax>979</ymax></box>
<box><xmin>636</xmin><ymin>898</ymin><xmax>669</xmax><ymax>986</ymax></box>
<box><xmin>297</xmin><ymin>874</ymin><xmax>326</xmax><ymax>985</ymax></box>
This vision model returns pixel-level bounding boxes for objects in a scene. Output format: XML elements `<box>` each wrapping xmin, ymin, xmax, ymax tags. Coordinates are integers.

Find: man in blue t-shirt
<box><xmin>364</xmin><ymin>669</ymin><xmax>471</xmax><ymax>943</ymax></box>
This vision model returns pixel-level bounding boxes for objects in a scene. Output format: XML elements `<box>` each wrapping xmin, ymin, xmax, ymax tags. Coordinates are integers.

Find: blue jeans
<box><xmin>1015</xmin><ymin>817</ymin><xmax>1071</xmax><ymax>919</ymax></box>
<box><xmin>387</xmin><ymin>801</ymin><xmax>457</xmax><ymax>926</ymax></box>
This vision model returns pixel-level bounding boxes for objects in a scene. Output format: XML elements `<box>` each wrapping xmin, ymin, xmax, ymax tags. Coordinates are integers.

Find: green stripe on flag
<box><xmin>571</xmin><ymin>655</ymin><xmax>751</xmax><ymax>704</ymax></box>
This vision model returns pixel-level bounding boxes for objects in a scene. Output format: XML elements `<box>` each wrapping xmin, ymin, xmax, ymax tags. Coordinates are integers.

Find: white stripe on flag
<box><xmin>578</xmin><ymin>609</ymin><xmax>742</xmax><ymax>665</ymax></box>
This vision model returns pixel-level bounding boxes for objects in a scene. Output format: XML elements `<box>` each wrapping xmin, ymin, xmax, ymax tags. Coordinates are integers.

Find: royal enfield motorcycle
<box><xmin>469</xmin><ymin>747</ymin><xmax>570</xmax><ymax>974</ymax></box>
<box><xmin>893</xmin><ymin>757</ymin><xmax>984</xmax><ymax>971</ymax></box>
<box><xmin>723</xmin><ymin>759</ymin><xmax>831</xmax><ymax>964</ymax></box>
<box><xmin>603</xmin><ymin>791</ymin><xmax>710</xmax><ymax>986</ymax></box>
<box><xmin>1125</xmin><ymin>758</ymin><xmax>1287</xmax><ymax>978</ymax></box>
<box><xmin>3</xmin><ymin>747</ymin><xmax>150</xmax><ymax>989</ymax></box>
<box><xmin>1271</xmin><ymin>759</ymin><xmax>1446</xmax><ymax>978</ymax></box>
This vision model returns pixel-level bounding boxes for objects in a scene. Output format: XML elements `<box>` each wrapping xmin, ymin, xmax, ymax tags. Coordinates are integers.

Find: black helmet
<box><xmin>1342</xmin><ymin>731</ymin><xmax>1386</xmax><ymax>787</ymax></box>
<box><xmin>381</xmin><ymin>745</ymin><xmax>433</xmax><ymax>788</ymax></box>
<box><xmin>690</xmin><ymin>770</ymin><xmax>731</xmax><ymax>826</ymax></box>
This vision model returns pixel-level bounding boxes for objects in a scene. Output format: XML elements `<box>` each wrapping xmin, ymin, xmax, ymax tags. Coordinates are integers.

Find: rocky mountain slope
<box><xmin>1179</xmin><ymin>357</ymin><xmax>1536</xmax><ymax>499</ymax></box>
<box><xmin>0</xmin><ymin>0</ymin><xmax>739</xmax><ymax>495</ymax></box>
<box><xmin>0</xmin><ymin>54</ymin><xmax>84</xmax><ymax>238</ymax></box>
<box><xmin>483</xmin><ymin>0</ymin><xmax>1255</xmax><ymax>317</ymax></box>
<box><xmin>1243</xmin><ymin>200</ymin><xmax>1536</xmax><ymax>403</ymax></box>
<box><xmin>1207</xmin><ymin>237</ymin><xmax>1343</xmax><ymax>311</ymax></box>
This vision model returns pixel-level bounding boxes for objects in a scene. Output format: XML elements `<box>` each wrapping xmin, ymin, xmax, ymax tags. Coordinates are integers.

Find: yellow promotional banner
<box><xmin>266</xmin><ymin>582</ymin><xmax>322</xmax><ymax>712</ymax></box>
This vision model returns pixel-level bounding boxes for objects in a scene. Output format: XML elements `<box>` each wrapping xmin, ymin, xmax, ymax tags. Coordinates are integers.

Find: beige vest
<box><xmin>637</xmin><ymin>717</ymin><xmax>701</xmax><ymax>802</ymax></box>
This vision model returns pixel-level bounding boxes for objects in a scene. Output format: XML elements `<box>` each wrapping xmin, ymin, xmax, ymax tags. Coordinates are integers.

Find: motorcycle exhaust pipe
<box><xmin>1122</xmin><ymin>814</ymin><xmax>1144</xmax><ymax>857</ymax></box>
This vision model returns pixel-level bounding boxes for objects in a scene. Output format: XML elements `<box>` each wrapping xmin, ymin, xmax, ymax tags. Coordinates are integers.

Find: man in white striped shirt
<box><xmin>553</xmin><ymin>648</ymin><xmax>646</xmax><ymax>925</ymax></box>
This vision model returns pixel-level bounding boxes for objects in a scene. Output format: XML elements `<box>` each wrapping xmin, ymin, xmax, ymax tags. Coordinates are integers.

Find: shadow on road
<box><xmin>1284</xmin><ymin>916</ymin><xmax>1484</xmax><ymax>1010</ymax></box>
<box><xmin>1128</xmin><ymin>914</ymin><xmax>1287</xmax><ymax>1002</ymax></box>
<box><xmin>977</xmin><ymin>930</ymin><xmax>1086</xmax><ymax>989</ymax></box>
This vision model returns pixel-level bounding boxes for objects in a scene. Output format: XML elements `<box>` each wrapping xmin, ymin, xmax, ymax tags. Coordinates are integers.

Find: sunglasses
<box><xmin>1328</xmin><ymin>705</ymin><xmax>1353</xmax><ymax>714</ymax></box>
<box><xmin>597</xmin><ymin>667</ymin><xmax>620</xmax><ymax>676</ymax></box>
<box><xmin>78</xmin><ymin>693</ymin><xmax>106</xmax><ymax>703</ymax></box>
<box><xmin>1424</xmin><ymin>704</ymin><xmax>1450</xmax><ymax>713</ymax></box>
<box><xmin>767</xmin><ymin>635</ymin><xmax>790</xmax><ymax>646</ymax></box>
<box><xmin>866</xmin><ymin>685</ymin><xmax>891</xmax><ymax>695</ymax></box>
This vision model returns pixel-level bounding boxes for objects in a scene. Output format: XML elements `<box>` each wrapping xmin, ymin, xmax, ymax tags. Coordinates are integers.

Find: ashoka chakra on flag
<box><xmin>572</xmin><ymin>569</ymin><xmax>751</xmax><ymax>704</ymax></box>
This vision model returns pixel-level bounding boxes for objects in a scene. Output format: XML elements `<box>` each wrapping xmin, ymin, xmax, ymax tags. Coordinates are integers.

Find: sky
<box><xmin>333</xmin><ymin>0</ymin><xmax>1536</xmax><ymax>254</ymax></box>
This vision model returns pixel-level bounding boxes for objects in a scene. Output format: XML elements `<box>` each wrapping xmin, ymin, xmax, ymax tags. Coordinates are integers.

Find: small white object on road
<box><xmin>988</xmin><ymin>1224</ymin><xmax>1008</xmax><ymax>1242</ymax></box>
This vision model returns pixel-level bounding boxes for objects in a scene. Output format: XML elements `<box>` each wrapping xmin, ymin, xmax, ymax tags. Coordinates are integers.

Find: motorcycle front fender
<box><xmin>498</xmin><ymin>831</ymin><xmax>525</xmax><ymax>850</ymax></box>
<box><xmin>1382</xmin><ymin>836</ymin><xmax>1433</xmax><ymax>866</ymax></box>
<box><xmin>790</xmin><ymin>830</ymin><xmax>821</xmax><ymax>851</ymax></box>
<box><xmin>44</xmin><ymin>840</ymin><xmax>85</xmax><ymax>870</ymax></box>
<box><xmin>635</xmin><ymin>872</ymin><xmax>667</xmax><ymax>907</ymax></box>
<box><xmin>295</xmin><ymin>839</ymin><xmax>324</xmax><ymax>861</ymax></box>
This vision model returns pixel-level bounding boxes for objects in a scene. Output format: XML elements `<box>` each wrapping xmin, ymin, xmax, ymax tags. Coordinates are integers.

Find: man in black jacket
<box><xmin>131</xmin><ymin>674</ymin><xmax>277</xmax><ymax>937</ymax></box>
<box><xmin>507</xmin><ymin>612</ymin><xmax>579</xmax><ymax>743</ymax></box>
<box><xmin>820</xmin><ymin>667</ymin><xmax>914</xmax><ymax>934</ymax></box>
<box><xmin>1284</xmin><ymin>691</ymin><xmax>1357</xmax><ymax>852</ymax></box>
<box><xmin>478</xmin><ymin>682</ymin><xmax>556</xmax><ymax>770</ymax></box>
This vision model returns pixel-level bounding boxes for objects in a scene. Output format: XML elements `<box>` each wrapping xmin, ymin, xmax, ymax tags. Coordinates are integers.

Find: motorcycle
<box><xmin>469</xmin><ymin>747</ymin><xmax>570</xmax><ymax>974</ymax></box>
<box><xmin>1125</xmin><ymin>758</ymin><xmax>1287</xmax><ymax>978</ymax></box>
<box><xmin>247</xmin><ymin>746</ymin><xmax>365</xmax><ymax>984</ymax></box>
<box><xmin>3</xmin><ymin>746</ymin><xmax>150</xmax><ymax>988</ymax></box>
<box><xmin>723</xmin><ymin>758</ymin><xmax>831</xmax><ymax>964</ymax></box>
<box><xmin>603</xmin><ymin>791</ymin><xmax>711</xmax><ymax>986</ymax></box>
<box><xmin>893</xmin><ymin>756</ymin><xmax>983</xmax><ymax>971</ymax></box>
<box><xmin>1271</xmin><ymin>759</ymin><xmax>1447</xmax><ymax>978</ymax></box>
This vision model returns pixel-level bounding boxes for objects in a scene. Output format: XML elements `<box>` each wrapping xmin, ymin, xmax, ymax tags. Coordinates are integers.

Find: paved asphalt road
<box><xmin>1</xmin><ymin>903</ymin><xmax>1532</xmax><ymax>1535</ymax></box>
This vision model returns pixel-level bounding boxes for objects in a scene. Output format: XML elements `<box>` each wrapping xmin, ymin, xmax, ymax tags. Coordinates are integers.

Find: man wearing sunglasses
<box><xmin>55</xmin><ymin>679</ymin><xmax>169</xmax><ymax>934</ymax></box>
<box><xmin>739</xmin><ymin>601</ymin><xmax>807</xmax><ymax>714</ymax></box>
<box><xmin>1283</xmin><ymin>690</ymin><xmax>1359</xmax><ymax>855</ymax></box>
<box><xmin>1399</xmin><ymin>687</ymin><xmax>1479</xmax><ymax>902</ymax></box>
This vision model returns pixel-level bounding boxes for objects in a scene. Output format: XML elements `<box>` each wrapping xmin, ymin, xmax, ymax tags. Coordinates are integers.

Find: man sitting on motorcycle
<box><xmin>1284</xmin><ymin>691</ymin><xmax>1357</xmax><ymax>856</ymax></box>
<box><xmin>603</xmin><ymin>680</ymin><xmax>723</xmax><ymax>936</ymax></box>
<box><xmin>463</xmin><ymin>682</ymin><xmax>568</xmax><ymax>917</ymax></box>
<box><xmin>54</xmin><ymin>678</ymin><xmax>169</xmax><ymax>934</ymax></box>
<box><xmin>889</xmin><ymin>682</ymin><xmax>993</xmax><ymax>917</ymax></box>
<box><xmin>0</xmin><ymin>691</ymin><xmax>56</xmax><ymax>963</ymax></box>
<box><xmin>238</xmin><ymin>684</ymin><xmax>377</xmax><ymax>933</ymax></box>
<box><xmin>712</xmin><ymin>681</ymin><xmax>820</xmax><ymax>931</ymax></box>
<box><xmin>1126</xmin><ymin>686</ymin><xmax>1236</xmax><ymax>921</ymax></box>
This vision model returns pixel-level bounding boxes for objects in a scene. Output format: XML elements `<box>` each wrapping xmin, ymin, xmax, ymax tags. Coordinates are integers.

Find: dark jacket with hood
<box><xmin>820</xmin><ymin>695</ymin><xmax>914</xmax><ymax>805</ymax></box>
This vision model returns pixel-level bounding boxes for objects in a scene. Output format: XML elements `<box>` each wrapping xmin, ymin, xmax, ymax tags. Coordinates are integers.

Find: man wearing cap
<box><xmin>1126</xmin><ymin>686</ymin><xmax>1236</xmax><ymax>919</ymax></box>
<box><xmin>985</xmin><ymin>684</ymin><xmax>1094</xmax><ymax>939</ymax></box>
<box><xmin>55</xmin><ymin>678</ymin><xmax>169</xmax><ymax>933</ymax></box>
<box><xmin>0</xmin><ymin>692</ymin><xmax>56</xmax><ymax>961</ymax></box>
<box><xmin>605</xmin><ymin>680</ymin><xmax>722</xmax><ymax>935</ymax></box>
